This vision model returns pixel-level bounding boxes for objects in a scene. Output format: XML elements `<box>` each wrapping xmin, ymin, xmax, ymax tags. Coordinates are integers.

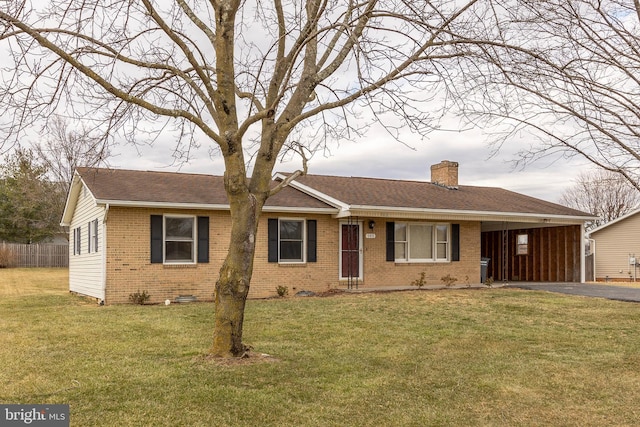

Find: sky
<box><xmin>1</xmin><ymin>1</ymin><xmax>597</xmax><ymax>205</ymax></box>
<box><xmin>109</xmin><ymin>118</ymin><xmax>593</xmax><ymax>204</ymax></box>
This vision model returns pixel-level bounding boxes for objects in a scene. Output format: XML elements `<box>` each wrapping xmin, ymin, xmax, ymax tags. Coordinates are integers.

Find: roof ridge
<box><xmin>78</xmin><ymin>166</ymin><xmax>218</xmax><ymax>178</ymax></box>
<box><xmin>280</xmin><ymin>171</ymin><xmax>509</xmax><ymax>191</ymax></box>
<box><xmin>301</xmin><ymin>172</ymin><xmax>427</xmax><ymax>183</ymax></box>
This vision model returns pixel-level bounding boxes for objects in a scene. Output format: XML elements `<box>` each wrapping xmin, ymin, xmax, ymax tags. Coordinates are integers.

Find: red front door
<box><xmin>341</xmin><ymin>224</ymin><xmax>361</xmax><ymax>279</ymax></box>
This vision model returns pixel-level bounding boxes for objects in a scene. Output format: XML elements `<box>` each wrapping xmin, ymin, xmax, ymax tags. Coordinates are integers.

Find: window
<box><xmin>394</xmin><ymin>223</ymin><xmax>407</xmax><ymax>260</ymax></box>
<box><xmin>279</xmin><ymin>219</ymin><xmax>304</xmax><ymax>262</ymax></box>
<box><xmin>73</xmin><ymin>227</ymin><xmax>81</xmax><ymax>255</ymax></box>
<box><xmin>150</xmin><ymin>215</ymin><xmax>209</xmax><ymax>264</ymax></box>
<box><xmin>87</xmin><ymin>221</ymin><xmax>92</xmax><ymax>253</ymax></box>
<box><xmin>86</xmin><ymin>219</ymin><xmax>99</xmax><ymax>253</ymax></box>
<box><xmin>267</xmin><ymin>218</ymin><xmax>317</xmax><ymax>263</ymax></box>
<box><xmin>164</xmin><ymin>216</ymin><xmax>195</xmax><ymax>263</ymax></box>
<box><xmin>436</xmin><ymin>225</ymin><xmax>448</xmax><ymax>259</ymax></box>
<box><xmin>393</xmin><ymin>222</ymin><xmax>449</xmax><ymax>262</ymax></box>
<box><xmin>410</xmin><ymin>224</ymin><xmax>433</xmax><ymax>260</ymax></box>
<box><xmin>93</xmin><ymin>219</ymin><xmax>99</xmax><ymax>252</ymax></box>
<box><xmin>517</xmin><ymin>234</ymin><xmax>528</xmax><ymax>255</ymax></box>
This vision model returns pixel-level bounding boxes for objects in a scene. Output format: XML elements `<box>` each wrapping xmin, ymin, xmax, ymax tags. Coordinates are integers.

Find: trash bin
<box><xmin>480</xmin><ymin>257</ymin><xmax>490</xmax><ymax>283</ymax></box>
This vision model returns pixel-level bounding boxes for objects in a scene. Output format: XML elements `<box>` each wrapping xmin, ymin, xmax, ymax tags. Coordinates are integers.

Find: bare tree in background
<box><xmin>0</xmin><ymin>0</ymin><xmax>492</xmax><ymax>357</ymax></box>
<box><xmin>451</xmin><ymin>0</ymin><xmax>640</xmax><ymax>190</ymax></box>
<box><xmin>32</xmin><ymin>115</ymin><xmax>110</xmax><ymax>191</ymax></box>
<box><xmin>30</xmin><ymin>116</ymin><xmax>110</xmax><ymax>225</ymax></box>
<box><xmin>560</xmin><ymin>169</ymin><xmax>640</xmax><ymax>229</ymax></box>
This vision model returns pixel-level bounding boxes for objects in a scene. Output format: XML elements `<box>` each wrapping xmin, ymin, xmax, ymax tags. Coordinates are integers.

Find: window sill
<box><xmin>278</xmin><ymin>262</ymin><xmax>307</xmax><ymax>266</ymax></box>
<box><xmin>163</xmin><ymin>263</ymin><xmax>198</xmax><ymax>269</ymax></box>
<box><xmin>394</xmin><ymin>260</ymin><xmax>451</xmax><ymax>265</ymax></box>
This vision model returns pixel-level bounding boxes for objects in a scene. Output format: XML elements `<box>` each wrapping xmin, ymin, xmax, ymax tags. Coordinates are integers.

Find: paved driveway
<box><xmin>507</xmin><ymin>282</ymin><xmax>640</xmax><ymax>303</ymax></box>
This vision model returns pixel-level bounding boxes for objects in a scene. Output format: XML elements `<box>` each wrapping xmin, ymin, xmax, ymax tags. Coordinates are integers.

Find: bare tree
<box><xmin>30</xmin><ymin>116</ymin><xmax>111</xmax><ymax>225</ymax></box>
<box><xmin>32</xmin><ymin>115</ymin><xmax>110</xmax><ymax>191</ymax></box>
<box><xmin>560</xmin><ymin>169</ymin><xmax>640</xmax><ymax>229</ymax></box>
<box><xmin>0</xmin><ymin>0</ymin><xmax>493</xmax><ymax>357</ymax></box>
<box><xmin>451</xmin><ymin>0</ymin><xmax>640</xmax><ymax>190</ymax></box>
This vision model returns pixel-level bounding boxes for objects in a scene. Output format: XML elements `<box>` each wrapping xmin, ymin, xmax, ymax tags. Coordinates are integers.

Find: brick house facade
<box><xmin>61</xmin><ymin>163</ymin><xmax>594</xmax><ymax>304</ymax></box>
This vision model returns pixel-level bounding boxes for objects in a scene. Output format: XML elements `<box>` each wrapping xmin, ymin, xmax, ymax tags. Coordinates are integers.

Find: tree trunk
<box><xmin>210</xmin><ymin>183</ymin><xmax>261</xmax><ymax>357</ymax></box>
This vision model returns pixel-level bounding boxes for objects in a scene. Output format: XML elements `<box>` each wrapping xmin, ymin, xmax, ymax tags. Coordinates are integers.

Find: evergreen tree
<box><xmin>0</xmin><ymin>148</ymin><xmax>63</xmax><ymax>243</ymax></box>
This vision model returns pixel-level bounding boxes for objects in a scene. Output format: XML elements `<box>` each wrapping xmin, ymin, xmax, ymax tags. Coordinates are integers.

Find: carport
<box><xmin>481</xmin><ymin>222</ymin><xmax>584</xmax><ymax>283</ymax></box>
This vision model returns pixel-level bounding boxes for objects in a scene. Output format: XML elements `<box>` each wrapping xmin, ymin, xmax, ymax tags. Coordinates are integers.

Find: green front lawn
<box><xmin>1</xmin><ymin>269</ymin><xmax>639</xmax><ymax>426</ymax></box>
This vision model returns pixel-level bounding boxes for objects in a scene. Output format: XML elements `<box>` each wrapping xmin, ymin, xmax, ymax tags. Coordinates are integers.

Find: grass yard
<box><xmin>1</xmin><ymin>269</ymin><xmax>640</xmax><ymax>426</ymax></box>
<box><xmin>0</xmin><ymin>268</ymin><xmax>68</xmax><ymax>297</ymax></box>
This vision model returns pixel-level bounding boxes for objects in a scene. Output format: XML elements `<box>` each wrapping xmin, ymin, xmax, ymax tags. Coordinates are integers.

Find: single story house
<box><xmin>61</xmin><ymin>161</ymin><xmax>595</xmax><ymax>304</ymax></box>
<box><xmin>587</xmin><ymin>208</ymin><xmax>640</xmax><ymax>282</ymax></box>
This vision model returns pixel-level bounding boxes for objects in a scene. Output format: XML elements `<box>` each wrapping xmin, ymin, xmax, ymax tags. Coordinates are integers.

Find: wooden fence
<box><xmin>0</xmin><ymin>242</ymin><xmax>69</xmax><ymax>268</ymax></box>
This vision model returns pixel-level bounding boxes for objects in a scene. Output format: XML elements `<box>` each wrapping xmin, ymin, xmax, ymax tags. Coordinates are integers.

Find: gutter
<box><xmin>340</xmin><ymin>205</ymin><xmax>597</xmax><ymax>224</ymax></box>
<box><xmin>94</xmin><ymin>199</ymin><xmax>338</xmax><ymax>215</ymax></box>
<box><xmin>346</xmin><ymin>204</ymin><xmax>597</xmax><ymax>222</ymax></box>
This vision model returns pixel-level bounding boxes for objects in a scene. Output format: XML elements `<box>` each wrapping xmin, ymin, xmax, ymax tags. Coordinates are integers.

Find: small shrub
<box><xmin>275</xmin><ymin>285</ymin><xmax>288</xmax><ymax>297</ymax></box>
<box><xmin>129</xmin><ymin>290</ymin><xmax>150</xmax><ymax>305</ymax></box>
<box><xmin>411</xmin><ymin>272</ymin><xmax>427</xmax><ymax>288</ymax></box>
<box><xmin>441</xmin><ymin>274</ymin><xmax>457</xmax><ymax>287</ymax></box>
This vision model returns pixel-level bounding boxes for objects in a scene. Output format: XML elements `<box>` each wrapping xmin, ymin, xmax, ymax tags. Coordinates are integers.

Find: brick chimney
<box><xmin>430</xmin><ymin>160</ymin><xmax>459</xmax><ymax>189</ymax></box>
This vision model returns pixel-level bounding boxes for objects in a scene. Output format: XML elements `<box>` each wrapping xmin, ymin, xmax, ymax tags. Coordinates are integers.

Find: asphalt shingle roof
<box><xmin>75</xmin><ymin>167</ymin><xmax>591</xmax><ymax>218</ymax></box>
<box><xmin>289</xmin><ymin>174</ymin><xmax>591</xmax><ymax>217</ymax></box>
<box><xmin>76</xmin><ymin>167</ymin><xmax>333</xmax><ymax>209</ymax></box>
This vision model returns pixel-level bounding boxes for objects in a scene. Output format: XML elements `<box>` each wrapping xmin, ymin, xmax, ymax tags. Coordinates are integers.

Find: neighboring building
<box><xmin>587</xmin><ymin>208</ymin><xmax>640</xmax><ymax>282</ymax></box>
<box><xmin>61</xmin><ymin>161</ymin><xmax>595</xmax><ymax>304</ymax></box>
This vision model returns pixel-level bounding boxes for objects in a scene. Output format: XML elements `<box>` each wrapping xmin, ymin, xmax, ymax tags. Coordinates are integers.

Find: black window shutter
<box><xmin>451</xmin><ymin>224</ymin><xmax>460</xmax><ymax>262</ymax></box>
<box><xmin>197</xmin><ymin>216</ymin><xmax>209</xmax><ymax>263</ymax></box>
<box><xmin>307</xmin><ymin>219</ymin><xmax>317</xmax><ymax>262</ymax></box>
<box><xmin>150</xmin><ymin>215</ymin><xmax>163</xmax><ymax>263</ymax></box>
<box><xmin>268</xmin><ymin>218</ymin><xmax>278</xmax><ymax>263</ymax></box>
<box><xmin>386</xmin><ymin>222</ymin><xmax>395</xmax><ymax>261</ymax></box>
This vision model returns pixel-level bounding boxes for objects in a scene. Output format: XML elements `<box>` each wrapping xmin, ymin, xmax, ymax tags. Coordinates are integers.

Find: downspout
<box><xmin>101</xmin><ymin>204</ymin><xmax>109</xmax><ymax>304</ymax></box>
<box><xmin>589</xmin><ymin>239</ymin><xmax>596</xmax><ymax>282</ymax></box>
<box><xmin>580</xmin><ymin>223</ymin><xmax>586</xmax><ymax>283</ymax></box>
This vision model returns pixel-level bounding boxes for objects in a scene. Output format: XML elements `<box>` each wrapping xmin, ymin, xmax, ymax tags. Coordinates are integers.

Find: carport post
<box><xmin>580</xmin><ymin>223</ymin><xmax>586</xmax><ymax>283</ymax></box>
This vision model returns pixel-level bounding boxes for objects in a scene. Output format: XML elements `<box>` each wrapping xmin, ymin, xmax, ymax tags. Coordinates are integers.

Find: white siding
<box><xmin>591</xmin><ymin>212</ymin><xmax>640</xmax><ymax>280</ymax></box>
<box><xmin>69</xmin><ymin>184</ymin><xmax>106</xmax><ymax>300</ymax></box>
